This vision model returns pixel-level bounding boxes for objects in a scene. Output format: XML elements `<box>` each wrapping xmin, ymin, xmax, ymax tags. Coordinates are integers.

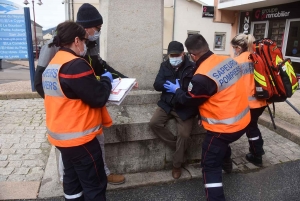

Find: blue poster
<box><xmin>0</xmin><ymin>0</ymin><xmax>28</xmax><ymax>59</ymax></box>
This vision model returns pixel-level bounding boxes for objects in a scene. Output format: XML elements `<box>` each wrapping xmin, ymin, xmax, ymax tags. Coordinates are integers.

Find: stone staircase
<box><xmin>104</xmin><ymin>90</ymin><xmax>206</xmax><ymax>174</ymax></box>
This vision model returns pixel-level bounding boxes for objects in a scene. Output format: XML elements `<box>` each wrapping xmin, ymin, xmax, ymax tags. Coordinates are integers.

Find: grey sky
<box><xmin>13</xmin><ymin>0</ymin><xmax>65</xmax><ymax>30</ymax></box>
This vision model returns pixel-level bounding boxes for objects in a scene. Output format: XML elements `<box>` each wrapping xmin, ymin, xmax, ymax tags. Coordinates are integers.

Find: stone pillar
<box><xmin>99</xmin><ymin>0</ymin><xmax>163</xmax><ymax>89</ymax></box>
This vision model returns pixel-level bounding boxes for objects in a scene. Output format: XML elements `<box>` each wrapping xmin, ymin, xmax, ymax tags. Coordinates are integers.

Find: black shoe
<box><xmin>246</xmin><ymin>153</ymin><xmax>262</xmax><ymax>167</ymax></box>
<box><xmin>222</xmin><ymin>158</ymin><xmax>233</xmax><ymax>173</ymax></box>
<box><xmin>249</xmin><ymin>148</ymin><xmax>265</xmax><ymax>156</ymax></box>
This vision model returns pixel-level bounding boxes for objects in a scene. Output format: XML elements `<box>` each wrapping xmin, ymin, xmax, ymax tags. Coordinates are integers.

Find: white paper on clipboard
<box><xmin>108</xmin><ymin>78</ymin><xmax>136</xmax><ymax>105</ymax></box>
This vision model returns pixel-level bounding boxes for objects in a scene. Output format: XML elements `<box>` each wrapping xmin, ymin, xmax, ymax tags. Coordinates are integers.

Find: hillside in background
<box><xmin>42</xmin><ymin>27</ymin><xmax>56</xmax><ymax>35</ymax></box>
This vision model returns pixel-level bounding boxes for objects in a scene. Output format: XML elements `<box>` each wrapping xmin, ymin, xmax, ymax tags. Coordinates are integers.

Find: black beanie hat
<box><xmin>76</xmin><ymin>3</ymin><xmax>103</xmax><ymax>28</ymax></box>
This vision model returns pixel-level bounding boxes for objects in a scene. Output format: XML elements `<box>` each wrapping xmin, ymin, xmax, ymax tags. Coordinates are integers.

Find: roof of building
<box><xmin>30</xmin><ymin>20</ymin><xmax>43</xmax><ymax>28</ymax></box>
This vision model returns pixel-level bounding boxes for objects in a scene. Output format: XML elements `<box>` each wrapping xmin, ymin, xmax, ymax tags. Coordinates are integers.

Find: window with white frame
<box><xmin>214</xmin><ymin>32</ymin><xmax>226</xmax><ymax>51</ymax></box>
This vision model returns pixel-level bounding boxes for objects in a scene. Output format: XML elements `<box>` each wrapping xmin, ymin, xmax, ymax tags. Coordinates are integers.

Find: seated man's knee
<box><xmin>149</xmin><ymin>117</ymin><xmax>161</xmax><ymax>129</ymax></box>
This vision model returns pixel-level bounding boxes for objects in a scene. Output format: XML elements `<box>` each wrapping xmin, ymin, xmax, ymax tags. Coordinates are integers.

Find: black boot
<box><xmin>222</xmin><ymin>158</ymin><xmax>233</xmax><ymax>173</ymax></box>
<box><xmin>246</xmin><ymin>153</ymin><xmax>262</xmax><ymax>167</ymax></box>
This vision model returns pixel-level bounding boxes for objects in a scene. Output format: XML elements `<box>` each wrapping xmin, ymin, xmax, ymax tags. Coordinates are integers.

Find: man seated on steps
<box><xmin>149</xmin><ymin>41</ymin><xmax>199</xmax><ymax>179</ymax></box>
<box><xmin>34</xmin><ymin>3</ymin><xmax>127</xmax><ymax>185</ymax></box>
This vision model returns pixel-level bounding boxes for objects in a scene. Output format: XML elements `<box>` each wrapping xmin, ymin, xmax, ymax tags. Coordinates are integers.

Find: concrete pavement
<box><xmin>1</xmin><ymin>60</ymin><xmax>300</xmax><ymax>200</ymax></box>
<box><xmin>0</xmin><ymin>94</ymin><xmax>300</xmax><ymax>200</ymax></box>
<box><xmin>105</xmin><ymin>160</ymin><xmax>300</xmax><ymax>201</ymax></box>
<box><xmin>10</xmin><ymin>160</ymin><xmax>300</xmax><ymax>201</ymax></box>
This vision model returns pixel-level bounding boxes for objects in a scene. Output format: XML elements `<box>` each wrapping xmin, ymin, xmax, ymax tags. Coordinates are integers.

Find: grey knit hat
<box><xmin>76</xmin><ymin>3</ymin><xmax>103</xmax><ymax>28</ymax></box>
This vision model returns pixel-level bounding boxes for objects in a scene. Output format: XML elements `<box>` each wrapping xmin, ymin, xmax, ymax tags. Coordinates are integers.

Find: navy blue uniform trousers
<box><xmin>57</xmin><ymin>137</ymin><xmax>107</xmax><ymax>201</ymax></box>
<box><xmin>246</xmin><ymin>106</ymin><xmax>266</xmax><ymax>156</ymax></box>
<box><xmin>201</xmin><ymin>128</ymin><xmax>247</xmax><ymax>201</ymax></box>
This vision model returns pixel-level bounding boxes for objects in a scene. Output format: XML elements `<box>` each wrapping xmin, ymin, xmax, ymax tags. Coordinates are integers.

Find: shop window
<box><xmin>285</xmin><ymin>20</ymin><xmax>300</xmax><ymax>58</ymax></box>
<box><xmin>187</xmin><ymin>30</ymin><xmax>200</xmax><ymax>38</ymax></box>
<box><xmin>253</xmin><ymin>23</ymin><xmax>266</xmax><ymax>40</ymax></box>
<box><xmin>268</xmin><ymin>20</ymin><xmax>286</xmax><ymax>49</ymax></box>
<box><xmin>214</xmin><ymin>32</ymin><xmax>226</xmax><ymax>51</ymax></box>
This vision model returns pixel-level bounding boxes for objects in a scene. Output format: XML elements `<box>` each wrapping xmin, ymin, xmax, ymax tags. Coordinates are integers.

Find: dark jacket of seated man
<box><xmin>153</xmin><ymin>54</ymin><xmax>198</xmax><ymax>121</ymax></box>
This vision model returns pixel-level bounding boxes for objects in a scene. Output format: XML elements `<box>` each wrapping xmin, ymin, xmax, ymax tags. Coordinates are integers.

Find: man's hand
<box><xmin>101</xmin><ymin>71</ymin><xmax>113</xmax><ymax>82</ymax></box>
<box><xmin>163</xmin><ymin>79</ymin><xmax>180</xmax><ymax>93</ymax></box>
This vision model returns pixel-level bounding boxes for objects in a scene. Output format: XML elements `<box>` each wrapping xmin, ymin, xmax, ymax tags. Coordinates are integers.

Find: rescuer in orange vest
<box><xmin>231</xmin><ymin>33</ymin><xmax>267</xmax><ymax>167</ymax></box>
<box><xmin>35</xmin><ymin>3</ymin><xmax>127</xmax><ymax>185</ymax></box>
<box><xmin>42</xmin><ymin>21</ymin><xmax>113</xmax><ymax>201</ymax></box>
<box><xmin>164</xmin><ymin>34</ymin><xmax>250</xmax><ymax>201</ymax></box>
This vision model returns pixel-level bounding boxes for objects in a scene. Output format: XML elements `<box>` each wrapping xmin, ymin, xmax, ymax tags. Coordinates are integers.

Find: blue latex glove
<box><xmin>163</xmin><ymin>79</ymin><xmax>180</xmax><ymax>93</ymax></box>
<box><xmin>101</xmin><ymin>71</ymin><xmax>113</xmax><ymax>82</ymax></box>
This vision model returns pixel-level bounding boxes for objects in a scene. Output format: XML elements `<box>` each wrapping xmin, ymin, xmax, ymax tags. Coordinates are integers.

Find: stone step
<box><xmin>104</xmin><ymin>98</ymin><xmax>206</xmax><ymax>174</ymax></box>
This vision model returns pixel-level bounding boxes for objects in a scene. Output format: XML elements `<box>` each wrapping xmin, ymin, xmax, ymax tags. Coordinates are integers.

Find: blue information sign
<box><xmin>0</xmin><ymin>0</ymin><xmax>28</xmax><ymax>59</ymax></box>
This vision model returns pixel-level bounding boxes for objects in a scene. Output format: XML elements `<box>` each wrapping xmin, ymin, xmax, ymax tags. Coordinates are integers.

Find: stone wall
<box><xmin>99</xmin><ymin>0</ymin><xmax>164</xmax><ymax>89</ymax></box>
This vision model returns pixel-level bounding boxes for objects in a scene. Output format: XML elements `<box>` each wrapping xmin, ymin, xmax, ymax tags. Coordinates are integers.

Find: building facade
<box><xmin>30</xmin><ymin>20</ymin><xmax>43</xmax><ymax>46</ymax></box>
<box><xmin>215</xmin><ymin>0</ymin><xmax>300</xmax><ymax>73</ymax></box>
<box><xmin>165</xmin><ymin>0</ymin><xmax>232</xmax><ymax>55</ymax></box>
<box><xmin>64</xmin><ymin>0</ymin><xmax>232</xmax><ymax>56</ymax></box>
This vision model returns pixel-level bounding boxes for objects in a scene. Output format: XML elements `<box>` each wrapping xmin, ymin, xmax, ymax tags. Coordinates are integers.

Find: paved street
<box><xmin>0</xmin><ymin>61</ymin><xmax>30</xmax><ymax>84</ymax></box>
<box><xmin>0</xmin><ymin>98</ymin><xmax>300</xmax><ymax>200</ymax></box>
<box><xmin>106</xmin><ymin>160</ymin><xmax>300</xmax><ymax>201</ymax></box>
<box><xmin>13</xmin><ymin>160</ymin><xmax>300</xmax><ymax>201</ymax></box>
<box><xmin>0</xmin><ymin>99</ymin><xmax>49</xmax><ymax>182</ymax></box>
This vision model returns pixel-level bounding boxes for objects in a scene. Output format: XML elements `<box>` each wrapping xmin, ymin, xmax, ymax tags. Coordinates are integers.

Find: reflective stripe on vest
<box><xmin>42</xmin><ymin>64</ymin><xmax>64</xmax><ymax>97</ymax></box>
<box><xmin>202</xmin><ymin>106</ymin><xmax>249</xmax><ymax>125</ymax></box>
<box><xmin>206</xmin><ymin>58</ymin><xmax>241</xmax><ymax>92</ymax></box>
<box><xmin>248</xmin><ymin>96</ymin><xmax>258</xmax><ymax>101</ymax></box>
<box><xmin>240</xmin><ymin>61</ymin><xmax>254</xmax><ymax>75</ymax></box>
<box><xmin>47</xmin><ymin>124</ymin><xmax>102</xmax><ymax>140</ymax></box>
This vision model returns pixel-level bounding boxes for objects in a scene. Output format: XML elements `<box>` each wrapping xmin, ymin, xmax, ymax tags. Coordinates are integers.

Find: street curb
<box><xmin>0</xmin><ymin>92</ymin><xmax>41</xmax><ymax>100</ymax></box>
<box><xmin>258</xmin><ymin>112</ymin><xmax>300</xmax><ymax>145</ymax></box>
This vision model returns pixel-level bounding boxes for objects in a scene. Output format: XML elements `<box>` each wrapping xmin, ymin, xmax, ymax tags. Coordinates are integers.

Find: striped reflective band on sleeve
<box><xmin>205</xmin><ymin>183</ymin><xmax>223</xmax><ymax>188</ymax></box>
<box><xmin>240</xmin><ymin>62</ymin><xmax>254</xmax><ymax>75</ymax></box>
<box><xmin>47</xmin><ymin>124</ymin><xmax>102</xmax><ymax>140</ymax></box>
<box><xmin>206</xmin><ymin>58</ymin><xmax>242</xmax><ymax>92</ymax></box>
<box><xmin>64</xmin><ymin>191</ymin><xmax>83</xmax><ymax>199</ymax></box>
<box><xmin>248</xmin><ymin>136</ymin><xmax>259</xmax><ymax>141</ymax></box>
<box><xmin>201</xmin><ymin>107</ymin><xmax>249</xmax><ymax>125</ymax></box>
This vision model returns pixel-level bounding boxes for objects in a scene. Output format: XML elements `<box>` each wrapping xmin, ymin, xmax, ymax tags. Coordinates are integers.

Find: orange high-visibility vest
<box><xmin>42</xmin><ymin>50</ymin><xmax>112</xmax><ymax>147</ymax></box>
<box><xmin>234</xmin><ymin>52</ymin><xmax>267</xmax><ymax>109</ymax></box>
<box><xmin>196</xmin><ymin>54</ymin><xmax>250</xmax><ymax>133</ymax></box>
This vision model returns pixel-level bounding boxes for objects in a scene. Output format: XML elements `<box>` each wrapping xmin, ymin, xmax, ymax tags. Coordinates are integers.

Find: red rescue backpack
<box><xmin>249</xmin><ymin>38</ymin><xmax>299</xmax><ymax>129</ymax></box>
<box><xmin>250</xmin><ymin>38</ymin><xmax>298</xmax><ymax>102</ymax></box>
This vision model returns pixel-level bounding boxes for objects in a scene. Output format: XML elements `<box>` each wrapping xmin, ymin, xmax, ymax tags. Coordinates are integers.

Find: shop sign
<box><xmin>239</xmin><ymin>11</ymin><xmax>251</xmax><ymax>34</ymax></box>
<box><xmin>252</xmin><ymin>1</ymin><xmax>300</xmax><ymax>21</ymax></box>
<box><xmin>202</xmin><ymin>6</ymin><xmax>214</xmax><ymax>18</ymax></box>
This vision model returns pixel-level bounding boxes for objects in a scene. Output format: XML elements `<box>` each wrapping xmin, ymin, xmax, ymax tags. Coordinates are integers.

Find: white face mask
<box><xmin>77</xmin><ymin>43</ymin><xmax>87</xmax><ymax>57</ymax></box>
<box><xmin>169</xmin><ymin>56</ymin><xmax>183</xmax><ymax>66</ymax></box>
<box><xmin>88</xmin><ymin>29</ymin><xmax>100</xmax><ymax>41</ymax></box>
<box><xmin>233</xmin><ymin>49</ymin><xmax>240</xmax><ymax>57</ymax></box>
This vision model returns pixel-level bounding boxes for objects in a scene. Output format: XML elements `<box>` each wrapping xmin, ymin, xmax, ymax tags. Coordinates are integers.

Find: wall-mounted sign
<box><xmin>239</xmin><ymin>11</ymin><xmax>252</xmax><ymax>34</ymax></box>
<box><xmin>0</xmin><ymin>0</ymin><xmax>28</xmax><ymax>59</ymax></box>
<box><xmin>202</xmin><ymin>6</ymin><xmax>214</xmax><ymax>18</ymax></box>
<box><xmin>252</xmin><ymin>1</ymin><xmax>300</xmax><ymax>21</ymax></box>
